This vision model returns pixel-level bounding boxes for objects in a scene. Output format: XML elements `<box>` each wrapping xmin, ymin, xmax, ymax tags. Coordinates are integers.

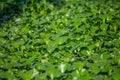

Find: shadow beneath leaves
<box><xmin>0</xmin><ymin>0</ymin><xmax>27</xmax><ymax>23</ymax></box>
<box><xmin>0</xmin><ymin>0</ymin><xmax>64</xmax><ymax>23</ymax></box>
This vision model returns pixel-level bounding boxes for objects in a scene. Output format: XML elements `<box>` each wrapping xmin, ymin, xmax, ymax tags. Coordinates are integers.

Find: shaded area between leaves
<box><xmin>0</xmin><ymin>0</ymin><xmax>64</xmax><ymax>23</ymax></box>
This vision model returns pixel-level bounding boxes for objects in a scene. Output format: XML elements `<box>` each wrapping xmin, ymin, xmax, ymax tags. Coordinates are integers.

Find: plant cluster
<box><xmin>0</xmin><ymin>0</ymin><xmax>120</xmax><ymax>80</ymax></box>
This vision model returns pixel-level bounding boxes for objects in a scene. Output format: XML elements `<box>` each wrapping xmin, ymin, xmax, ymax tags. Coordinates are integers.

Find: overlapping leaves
<box><xmin>0</xmin><ymin>0</ymin><xmax>120</xmax><ymax>80</ymax></box>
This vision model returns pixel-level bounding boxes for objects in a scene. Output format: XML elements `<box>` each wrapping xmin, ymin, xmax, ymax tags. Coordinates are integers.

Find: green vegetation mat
<box><xmin>0</xmin><ymin>0</ymin><xmax>120</xmax><ymax>80</ymax></box>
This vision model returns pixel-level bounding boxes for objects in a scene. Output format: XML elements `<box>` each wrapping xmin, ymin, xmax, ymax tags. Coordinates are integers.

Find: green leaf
<box><xmin>0</xmin><ymin>31</ymin><xmax>8</xmax><ymax>37</ymax></box>
<box><xmin>36</xmin><ymin>63</ymin><xmax>46</xmax><ymax>70</ymax></box>
<box><xmin>100</xmin><ymin>23</ymin><xmax>107</xmax><ymax>31</ymax></box>
<box><xmin>46</xmin><ymin>67</ymin><xmax>61</xmax><ymax>79</ymax></box>
<box><xmin>73</xmin><ymin>61</ymin><xmax>84</xmax><ymax>70</ymax></box>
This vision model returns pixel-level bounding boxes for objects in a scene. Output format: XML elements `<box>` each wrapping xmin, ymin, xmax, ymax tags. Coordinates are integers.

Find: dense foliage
<box><xmin>0</xmin><ymin>0</ymin><xmax>120</xmax><ymax>80</ymax></box>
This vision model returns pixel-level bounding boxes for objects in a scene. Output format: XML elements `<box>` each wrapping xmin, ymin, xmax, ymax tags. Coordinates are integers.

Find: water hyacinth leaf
<box><xmin>47</xmin><ymin>41</ymin><xmax>58</xmax><ymax>53</ymax></box>
<box><xmin>59</xmin><ymin>63</ymin><xmax>65</xmax><ymax>73</ymax></box>
<box><xmin>71</xmin><ymin>70</ymin><xmax>80</xmax><ymax>80</ymax></box>
<box><xmin>32</xmin><ymin>68</ymin><xmax>39</xmax><ymax>78</ymax></box>
<box><xmin>46</xmin><ymin>67</ymin><xmax>61</xmax><ymax>79</ymax></box>
<box><xmin>21</xmin><ymin>26</ymin><xmax>29</xmax><ymax>32</ymax></box>
<box><xmin>36</xmin><ymin>63</ymin><xmax>46</xmax><ymax>70</ymax></box>
<box><xmin>65</xmin><ymin>63</ymin><xmax>73</xmax><ymax>72</ymax></box>
<box><xmin>22</xmin><ymin>70</ymin><xmax>33</xmax><ymax>80</ymax></box>
<box><xmin>100</xmin><ymin>53</ymin><xmax>110</xmax><ymax>60</ymax></box>
<box><xmin>112</xmin><ymin>72</ymin><xmax>120</xmax><ymax>80</ymax></box>
<box><xmin>0</xmin><ymin>72</ymin><xmax>15</xmax><ymax>80</ymax></box>
<box><xmin>0</xmin><ymin>31</ymin><xmax>8</xmax><ymax>37</ymax></box>
<box><xmin>73</xmin><ymin>61</ymin><xmax>84</xmax><ymax>70</ymax></box>
<box><xmin>12</xmin><ymin>41</ymin><xmax>19</xmax><ymax>48</ymax></box>
<box><xmin>90</xmin><ymin>63</ymin><xmax>100</xmax><ymax>74</ymax></box>
<box><xmin>100</xmin><ymin>23</ymin><xmax>108</xmax><ymax>31</ymax></box>
<box><xmin>55</xmin><ymin>36</ymin><xmax>68</xmax><ymax>45</ymax></box>
<box><xmin>0</xmin><ymin>38</ymin><xmax>6</xmax><ymax>44</ymax></box>
<box><xmin>73</xmin><ymin>16</ymin><xmax>80</xmax><ymax>27</ymax></box>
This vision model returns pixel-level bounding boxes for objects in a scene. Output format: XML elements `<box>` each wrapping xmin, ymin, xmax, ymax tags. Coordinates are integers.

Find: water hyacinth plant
<box><xmin>0</xmin><ymin>0</ymin><xmax>120</xmax><ymax>80</ymax></box>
